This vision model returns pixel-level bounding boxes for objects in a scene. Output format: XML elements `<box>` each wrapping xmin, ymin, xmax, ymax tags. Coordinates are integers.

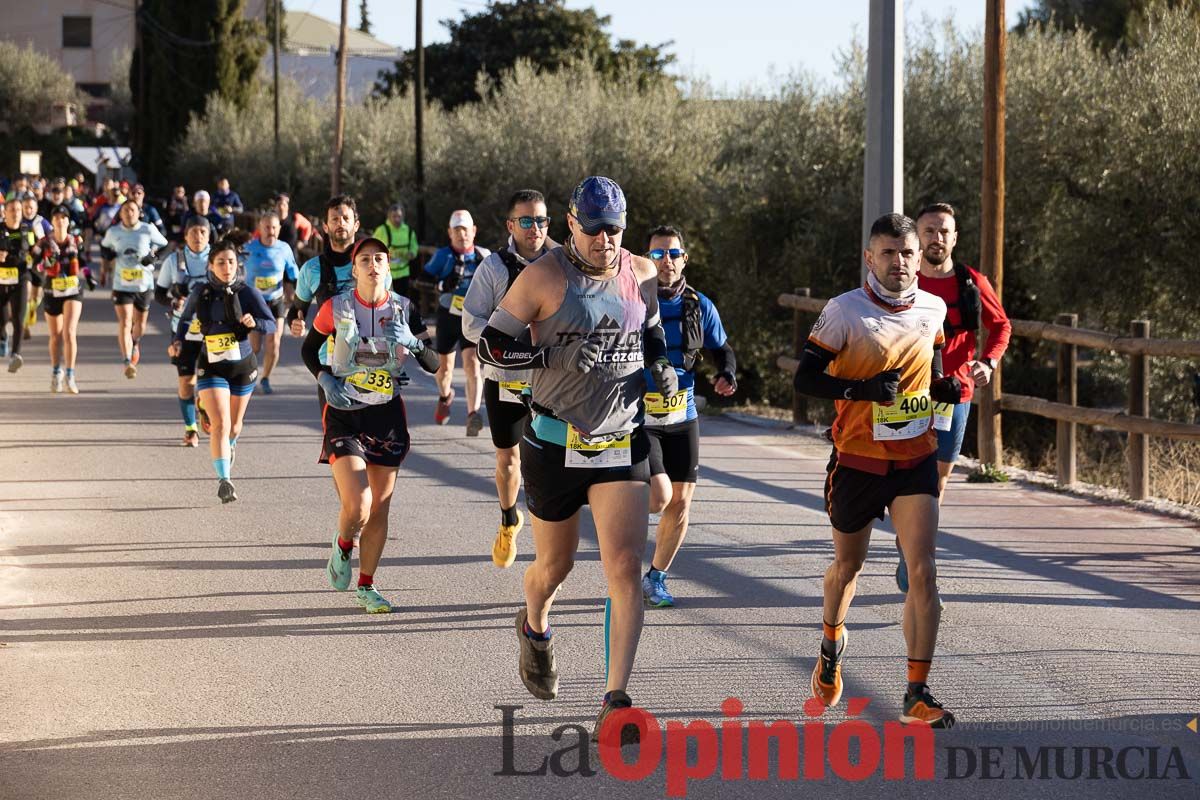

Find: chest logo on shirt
<box><xmin>919</xmin><ymin>317</ymin><xmax>932</xmax><ymax>337</ymax></box>
<box><xmin>863</xmin><ymin>317</ymin><xmax>883</xmax><ymax>334</ymax></box>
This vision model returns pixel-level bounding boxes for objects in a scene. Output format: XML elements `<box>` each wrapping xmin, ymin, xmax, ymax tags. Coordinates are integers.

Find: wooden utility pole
<box><xmin>331</xmin><ymin>0</ymin><xmax>349</xmax><ymax>195</ymax></box>
<box><xmin>273</xmin><ymin>0</ymin><xmax>281</xmax><ymax>164</ymax></box>
<box><xmin>135</xmin><ymin>1</ymin><xmax>146</xmax><ymax>157</ymax></box>
<box><xmin>978</xmin><ymin>0</ymin><xmax>1006</xmax><ymax>466</ymax></box>
<box><xmin>414</xmin><ymin>0</ymin><xmax>426</xmax><ymax>240</ymax></box>
<box><xmin>861</xmin><ymin>0</ymin><xmax>903</xmax><ymax>279</ymax></box>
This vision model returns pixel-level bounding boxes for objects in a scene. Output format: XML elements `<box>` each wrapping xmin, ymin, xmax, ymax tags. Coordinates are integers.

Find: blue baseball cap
<box><xmin>569</xmin><ymin>176</ymin><xmax>626</xmax><ymax>232</ymax></box>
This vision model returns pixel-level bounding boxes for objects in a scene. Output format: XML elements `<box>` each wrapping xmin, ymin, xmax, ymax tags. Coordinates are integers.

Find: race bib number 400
<box><xmin>205</xmin><ymin>332</ymin><xmax>239</xmax><ymax>362</ymax></box>
<box><xmin>643</xmin><ymin>390</ymin><xmax>688</xmax><ymax>427</ymax></box>
<box><xmin>872</xmin><ymin>390</ymin><xmax>933</xmax><ymax>441</ymax></box>
<box><xmin>564</xmin><ymin>425</ymin><xmax>632</xmax><ymax>469</ymax></box>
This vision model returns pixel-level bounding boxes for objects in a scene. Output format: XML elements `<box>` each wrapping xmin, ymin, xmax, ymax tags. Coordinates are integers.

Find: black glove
<box><xmin>930</xmin><ymin>376</ymin><xmax>962</xmax><ymax>404</ymax></box>
<box><xmin>849</xmin><ymin>369</ymin><xmax>901</xmax><ymax>402</ymax></box>
<box><xmin>650</xmin><ymin>358</ymin><xmax>679</xmax><ymax>398</ymax></box>
<box><xmin>140</xmin><ymin>254</ymin><xmax>156</xmax><ymax>266</ymax></box>
<box><xmin>715</xmin><ymin>370</ymin><xmax>738</xmax><ymax>393</ymax></box>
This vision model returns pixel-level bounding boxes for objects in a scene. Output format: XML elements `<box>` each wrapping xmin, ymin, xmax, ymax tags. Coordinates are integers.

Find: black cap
<box><xmin>50</xmin><ymin>205</ymin><xmax>72</xmax><ymax>218</ymax></box>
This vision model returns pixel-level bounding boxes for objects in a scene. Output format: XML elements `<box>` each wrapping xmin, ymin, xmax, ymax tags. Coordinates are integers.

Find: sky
<box><xmin>289</xmin><ymin>0</ymin><xmax>1036</xmax><ymax>91</ymax></box>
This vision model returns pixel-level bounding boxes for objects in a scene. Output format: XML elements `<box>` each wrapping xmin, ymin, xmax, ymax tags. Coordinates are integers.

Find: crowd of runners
<box><xmin>1</xmin><ymin>169</ymin><xmax>1009</xmax><ymax>741</ymax></box>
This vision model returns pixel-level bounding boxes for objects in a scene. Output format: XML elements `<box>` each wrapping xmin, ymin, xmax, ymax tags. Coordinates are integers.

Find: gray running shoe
<box><xmin>515</xmin><ymin>609</ymin><xmax>558</xmax><ymax>700</ymax></box>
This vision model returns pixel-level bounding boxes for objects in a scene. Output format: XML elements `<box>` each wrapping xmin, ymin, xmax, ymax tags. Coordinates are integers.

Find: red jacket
<box><xmin>918</xmin><ymin>263</ymin><xmax>1011</xmax><ymax>403</ymax></box>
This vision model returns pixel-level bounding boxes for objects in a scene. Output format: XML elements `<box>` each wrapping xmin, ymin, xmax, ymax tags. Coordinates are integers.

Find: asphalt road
<box><xmin>1</xmin><ymin>313</ymin><xmax>1198</xmax><ymax>800</ymax></box>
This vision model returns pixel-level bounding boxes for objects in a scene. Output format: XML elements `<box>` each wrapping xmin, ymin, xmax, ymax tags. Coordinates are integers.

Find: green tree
<box><xmin>372</xmin><ymin>0</ymin><xmax>674</xmax><ymax>108</ymax></box>
<box><xmin>359</xmin><ymin>0</ymin><xmax>373</xmax><ymax>35</ymax></box>
<box><xmin>131</xmin><ymin>0</ymin><xmax>266</xmax><ymax>188</ymax></box>
<box><xmin>0</xmin><ymin>41</ymin><xmax>86</xmax><ymax>125</ymax></box>
<box><xmin>1015</xmin><ymin>0</ymin><xmax>1199</xmax><ymax>49</ymax></box>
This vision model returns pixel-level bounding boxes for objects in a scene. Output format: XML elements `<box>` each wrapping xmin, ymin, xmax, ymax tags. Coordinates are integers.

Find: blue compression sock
<box><xmin>180</xmin><ymin>397</ymin><xmax>197</xmax><ymax>429</ymax></box>
<box><xmin>212</xmin><ymin>458</ymin><xmax>230</xmax><ymax>480</ymax></box>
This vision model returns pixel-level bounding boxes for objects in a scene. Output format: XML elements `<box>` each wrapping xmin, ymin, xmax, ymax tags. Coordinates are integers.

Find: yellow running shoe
<box><xmin>492</xmin><ymin>509</ymin><xmax>523</xmax><ymax>568</ymax></box>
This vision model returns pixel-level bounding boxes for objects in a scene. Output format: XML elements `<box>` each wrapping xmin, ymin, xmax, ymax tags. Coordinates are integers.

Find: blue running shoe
<box><xmin>642</xmin><ymin>569</ymin><xmax>675</xmax><ymax>608</ymax></box>
<box><xmin>261</xmin><ymin>377</ymin><xmax>273</xmax><ymax>395</ymax></box>
<box><xmin>327</xmin><ymin>533</ymin><xmax>352</xmax><ymax>591</ymax></box>
<box><xmin>355</xmin><ymin>585</ymin><xmax>392</xmax><ymax>613</ymax></box>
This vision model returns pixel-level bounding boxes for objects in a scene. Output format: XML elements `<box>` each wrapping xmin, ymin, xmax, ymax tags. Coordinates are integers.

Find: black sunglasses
<box><xmin>579</xmin><ymin>222</ymin><xmax>623</xmax><ymax>237</ymax></box>
<box><xmin>509</xmin><ymin>215</ymin><xmax>550</xmax><ymax>230</ymax></box>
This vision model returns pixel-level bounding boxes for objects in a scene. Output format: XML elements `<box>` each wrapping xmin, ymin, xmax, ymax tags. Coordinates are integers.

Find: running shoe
<box><xmin>51</xmin><ymin>373</ymin><xmax>64</xmax><ymax>393</ymax></box>
<box><xmin>22</xmin><ymin>326</ymin><xmax>31</xmax><ymax>341</ymax></box>
<box><xmin>182</xmin><ymin>429</ymin><xmax>199</xmax><ymax>447</ymax></box>
<box><xmin>466</xmin><ymin>411</ymin><xmax>483</xmax><ymax>437</ymax></box>
<box><xmin>197</xmin><ymin>398</ymin><xmax>211</xmax><ymax>434</ymax></box>
<box><xmin>217</xmin><ymin>479</ymin><xmax>237</xmax><ymax>503</ymax></box>
<box><xmin>592</xmin><ymin>690</ymin><xmax>640</xmax><ymax>745</ymax></box>
<box><xmin>327</xmin><ymin>533</ymin><xmax>352</xmax><ymax>591</ymax></box>
<box><xmin>260</xmin><ymin>377</ymin><xmax>273</xmax><ymax>395</ymax></box>
<box><xmin>124</xmin><ymin>362</ymin><xmax>137</xmax><ymax>379</ymax></box>
<box><xmin>811</xmin><ymin>627</ymin><xmax>848</xmax><ymax>708</ymax></box>
<box><xmin>355</xmin><ymin>585</ymin><xmax>392</xmax><ymax>614</ymax></box>
<box><xmin>130</xmin><ymin>343</ymin><xmax>140</xmax><ymax>366</ymax></box>
<box><xmin>895</xmin><ymin>538</ymin><xmax>909</xmax><ymax>593</ymax></box>
<box><xmin>435</xmin><ymin>388</ymin><xmax>455</xmax><ymax>425</ymax></box>
<box><xmin>0</xmin><ymin>339</ymin><xmax>8</xmax><ymax>357</ymax></box>
<box><xmin>900</xmin><ymin>685</ymin><xmax>956</xmax><ymax>728</ymax></box>
<box><xmin>65</xmin><ymin>375</ymin><xmax>78</xmax><ymax>395</ymax></box>
<box><xmin>492</xmin><ymin>509</ymin><xmax>523</xmax><ymax>568</ymax></box>
<box><xmin>642</xmin><ymin>568</ymin><xmax>676</xmax><ymax>608</ymax></box>
<box><xmin>515</xmin><ymin>608</ymin><xmax>558</xmax><ymax>700</ymax></box>
<box><xmin>8</xmin><ymin>354</ymin><xmax>23</xmax><ymax>373</ymax></box>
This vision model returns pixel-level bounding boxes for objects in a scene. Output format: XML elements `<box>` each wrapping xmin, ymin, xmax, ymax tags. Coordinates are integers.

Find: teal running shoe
<box><xmin>355</xmin><ymin>585</ymin><xmax>392</xmax><ymax>614</ymax></box>
<box><xmin>895</xmin><ymin>538</ymin><xmax>910</xmax><ymax>593</ymax></box>
<box><xmin>642</xmin><ymin>569</ymin><xmax>675</xmax><ymax>608</ymax></box>
<box><xmin>261</xmin><ymin>377</ymin><xmax>273</xmax><ymax>395</ymax></box>
<box><xmin>327</xmin><ymin>534</ymin><xmax>352</xmax><ymax>591</ymax></box>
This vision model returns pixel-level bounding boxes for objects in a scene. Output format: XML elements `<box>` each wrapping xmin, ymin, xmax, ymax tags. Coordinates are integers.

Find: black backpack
<box><xmin>494</xmin><ymin>246</ymin><xmax>524</xmax><ymax>291</ymax></box>
<box><xmin>944</xmin><ymin>262</ymin><xmax>982</xmax><ymax>336</ymax></box>
<box><xmin>314</xmin><ymin>250</ymin><xmax>346</xmax><ymax>308</ymax></box>
<box><xmin>195</xmin><ymin>281</ymin><xmax>247</xmax><ymax>336</ymax></box>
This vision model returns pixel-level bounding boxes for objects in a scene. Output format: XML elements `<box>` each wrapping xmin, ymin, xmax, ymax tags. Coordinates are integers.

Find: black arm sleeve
<box><xmin>301</xmin><ymin>326</ymin><xmax>329</xmax><ymax>378</ymax></box>
<box><xmin>477</xmin><ymin>325</ymin><xmax>551</xmax><ymax>370</ymax></box>
<box><xmin>710</xmin><ymin>341</ymin><xmax>737</xmax><ymax>376</ymax></box>
<box><xmin>932</xmin><ymin>347</ymin><xmax>944</xmax><ymax>381</ymax></box>
<box><xmin>154</xmin><ymin>286</ymin><xmax>173</xmax><ymax>307</ymax></box>
<box><xmin>793</xmin><ymin>341</ymin><xmax>862</xmax><ymax>400</ymax></box>
<box><xmin>286</xmin><ymin>298</ymin><xmax>310</xmax><ymax>326</ymax></box>
<box><xmin>643</xmin><ymin>322</ymin><xmax>668</xmax><ymax>365</ymax></box>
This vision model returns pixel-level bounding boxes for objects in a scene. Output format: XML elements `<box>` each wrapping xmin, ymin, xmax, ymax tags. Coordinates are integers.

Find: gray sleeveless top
<box><xmin>531</xmin><ymin>247</ymin><xmax>649</xmax><ymax>437</ymax></box>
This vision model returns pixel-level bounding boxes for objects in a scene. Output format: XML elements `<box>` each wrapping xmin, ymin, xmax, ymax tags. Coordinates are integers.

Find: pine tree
<box><xmin>358</xmin><ymin>0</ymin><xmax>372</xmax><ymax>35</ymax></box>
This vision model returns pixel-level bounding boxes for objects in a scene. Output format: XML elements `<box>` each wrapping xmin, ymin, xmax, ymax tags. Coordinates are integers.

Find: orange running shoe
<box><xmin>810</xmin><ymin>627</ymin><xmax>847</xmax><ymax>708</ymax></box>
<box><xmin>900</xmin><ymin>685</ymin><xmax>956</xmax><ymax>728</ymax></box>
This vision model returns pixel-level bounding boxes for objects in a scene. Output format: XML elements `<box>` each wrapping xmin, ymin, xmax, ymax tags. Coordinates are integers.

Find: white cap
<box><xmin>193</xmin><ymin>190</ymin><xmax>210</xmax><ymax>201</ymax></box>
<box><xmin>448</xmin><ymin>209</ymin><xmax>474</xmax><ymax>229</ymax></box>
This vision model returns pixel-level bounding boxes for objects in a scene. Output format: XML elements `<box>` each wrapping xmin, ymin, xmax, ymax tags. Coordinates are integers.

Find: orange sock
<box><xmin>907</xmin><ymin>658</ymin><xmax>931</xmax><ymax>686</ymax></box>
<box><xmin>822</xmin><ymin>620</ymin><xmax>844</xmax><ymax>643</ymax></box>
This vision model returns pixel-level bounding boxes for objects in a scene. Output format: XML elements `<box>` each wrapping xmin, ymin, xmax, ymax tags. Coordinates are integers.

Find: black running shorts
<box><xmin>321</xmin><ymin>394</ymin><xmax>411</xmax><ymax>468</ymax></box>
<box><xmin>646</xmin><ymin>419</ymin><xmax>700</xmax><ymax>483</ymax></box>
<box><xmin>823</xmin><ymin>450</ymin><xmax>939</xmax><ymax>534</ymax></box>
<box><xmin>112</xmin><ymin>290</ymin><xmax>151</xmax><ymax>312</ymax></box>
<box><xmin>265</xmin><ymin>296</ymin><xmax>287</xmax><ymax>320</ymax></box>
<box><xmin>483</xmin><ymin>378</ymin><xmax>530</xmax><ymax>450</ymax></box>
<box><xmin>434</xmin><ymin>305</ymin><xmax>475</xmax><ymax>355</ymax></box>
<box><xmin>171</xmin><ymin>339</ymin><xmax>202</xmax><ymax>377</ymax></box>
<box><xmin>42</xmin><ymin>293</ymin><xmax>82</xmax><ymax>317</ymax></box>
<box><xmin>519</xmin><ymin>419</ymin><xmax>650</xmax><ymax>522</ymax></box>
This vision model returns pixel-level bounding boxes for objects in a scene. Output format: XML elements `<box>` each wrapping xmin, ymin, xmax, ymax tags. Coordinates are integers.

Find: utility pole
<box><xmin>273</xmin><ymin>0</ymin><xmax>281</xmax><ymax>165</ymax></box>
<box><xmin>331</xmin><ymin>0</ymin><xmax>349</xmax><ymax>195</ymax></box>
<box><xmin>861</xmin><ymin>0</ymin><xmax>903</xmax><ymax>280</ymax></box>
<box><xmin>978</xmin><ymin>0</ymin><xmax>1006</xmax><ymax>467</ymax></box>
<box><xmin>135</xmin><ymin>1</ymin><xmax>146</xmax><ymax>159</ymax></box>
<box><xmin>414</xmin><ymin>0</ymin><xmax>426</xmax><ymax>240</ymax></box>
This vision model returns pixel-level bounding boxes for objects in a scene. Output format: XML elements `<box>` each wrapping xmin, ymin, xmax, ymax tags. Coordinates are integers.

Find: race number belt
<box><xmin>255</xmin><ymin>276</ymin><xmax>280</xmax><ymax>291</ymax></box>
<box><xmin>932</xmin><ymin>401</ymin><xmax>955</xmax><ymax>432</ymax></box>
<box><xmin>643</xmin><ymin>389</ymin><xmax>688</xmax><ymax>427</ymax></box>
<box><xmin>119</xmin><ymin>267</ymin><xmax>143</xmax><ymax>285</ymax></box>
<box><xmin>205</xmin><ymin>332</ymin><xmax>239</xmax><ymax>362</ymax></box>
<box><xmin>498</xmin><ymin>380</ymin><xmax>530</xmax><ymax>405</ymax></box>
<box><xmin>564</xmin><ymin>424</ymin><xmax>632</xmax><ymax>469</ymax></box>
<box><xmin>871</xmin><ymin>389</ymin><xmax>932</xmax><ymax>441</ymax></box>
<box><xmin>0</xmin><ymin>266</ymin><xmax>20</xmax><ymax>284</ymax></box>
<box><xmin>51</xmin><ymin>275</ymin><xmax>80</xmax><ymax>295</ymax></box>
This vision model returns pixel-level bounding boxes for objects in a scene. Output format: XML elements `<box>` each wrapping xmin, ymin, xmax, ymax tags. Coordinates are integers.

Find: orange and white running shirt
<box><xmin>808</xmin><ymin>285</ymin><xmax>947</xmax><ymax>461</ymax></box>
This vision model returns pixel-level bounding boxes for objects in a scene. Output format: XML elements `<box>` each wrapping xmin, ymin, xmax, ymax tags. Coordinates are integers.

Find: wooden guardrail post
<box><xmin>791</xmin><ymin>288</ymin><xmax>811</xmax><ymax>425</ymax></box>
<box><xmin>1056</xmin><ymin>313</ymin><xmax>1078</xmax><ymax>486</ymax></box>
<box><xmin>1129</xmin><ymin>319</ymin><xmax>1151</xmax><ymax>500</ymax></box>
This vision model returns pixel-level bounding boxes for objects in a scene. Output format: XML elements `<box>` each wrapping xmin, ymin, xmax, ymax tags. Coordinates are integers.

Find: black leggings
<box><xmin>0</xmin><ymin>281</ymin><xmax>30</xmax><ymax>354</ymax></box>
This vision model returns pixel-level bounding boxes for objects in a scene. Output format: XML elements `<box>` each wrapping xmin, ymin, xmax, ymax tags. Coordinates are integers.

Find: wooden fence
<box><xmin>777</xmin><ymin>290</ymin><xmax>1200</xmax><ymax>501</ymax></box>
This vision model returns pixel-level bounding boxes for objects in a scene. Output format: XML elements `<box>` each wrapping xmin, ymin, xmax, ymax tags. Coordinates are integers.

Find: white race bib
<box><xmin>205</xmin><ymin>332</ymin><xmax>239</xmax><ymax>362</ymax></box>
<box><xmin>499</xmin><ymin>380</ymin><xmax>530</xmax><ymax>405</ymax></box>
<box><xmin>643</xmin><ymin>389</ymin><xmax>689</xmax><ymax>427</ymax></box>
<box><xmin>872</xmin><ymin>390</ymin><xmax>933</xmax><ymax>441</ymax></box>
<box><xmin>564</xmin><ymin>425</ymin><xmax>632</xmax><ymax>469</ymax></box>
<box><xmin>932</xmin><ymin>401</ymin><xmax>955</xmax><ymax>432</ymax></box>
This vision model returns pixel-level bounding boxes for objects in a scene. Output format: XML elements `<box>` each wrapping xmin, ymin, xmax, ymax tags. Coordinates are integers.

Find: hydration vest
<box><xmin>326</xmin><ymin>289</ymin><xmax>414</xmax><ymax>379</ymax></box>
<box><xmin>195</xmin><ymin>280</ymin><xmax>247</xmax><ymax>336</ymax></box>
<box><xmin>944</xmin><ymin>262</ymin><xmax>982</xmax><ymax>336</ymax></box>
<box><xmin>679</xmin><ymin>285</ymin><xmax>704</xmax><ymax>371</ymax></box>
